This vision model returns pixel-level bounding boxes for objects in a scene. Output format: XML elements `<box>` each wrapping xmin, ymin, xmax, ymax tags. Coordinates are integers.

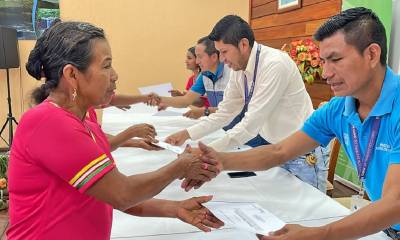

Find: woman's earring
<box><xmin>72</xmin><ymin>88</ymin><xmax>77</xmax><ymax>101</ymax></box>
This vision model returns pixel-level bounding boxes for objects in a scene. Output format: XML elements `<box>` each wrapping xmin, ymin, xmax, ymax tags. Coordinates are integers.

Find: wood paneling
<box><xmin>254</xmin><ymin>18</ymin><xmax>327</xmax><ymax>40</ymax></box>
<box><xmin>251</xmin><ymin>0</ymin><xmax>341</xmax><ymax>29</ymax></box>
<box><xmin>250</xmin><ymin>0</ymin><xmax>341</xmax><ymax>108</ymax></box>
<box><xmin>305</xmin><ymin>81</ymin><xmax>334</xmax><ymax>107</ymax></box>
<box><xmin>252</xmin><ymin>1</ymin><xmax>277</xmax><ymax>18</ymax></box>
<box><xmin>252</xmin><ymin>0</ymin><xmax>274</xmax><ymax>8</ymax></box>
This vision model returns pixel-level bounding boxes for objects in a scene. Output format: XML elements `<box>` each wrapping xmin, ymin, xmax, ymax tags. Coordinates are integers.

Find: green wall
<box><xmin>343</xmin><ymin>0</ymin><xmax>392</xmax><ymax>52</ymax></box>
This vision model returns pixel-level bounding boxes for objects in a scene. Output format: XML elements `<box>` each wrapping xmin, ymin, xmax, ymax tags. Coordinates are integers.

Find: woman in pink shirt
<box><xmin>7</xmin><ymin>21</ymin><xmax>222</xmax><ymax>240</ymax></box>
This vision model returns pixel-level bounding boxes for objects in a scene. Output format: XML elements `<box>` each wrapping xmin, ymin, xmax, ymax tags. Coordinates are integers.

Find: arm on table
<box><xmin>259</xmin><ymin>164</ymin><xmax>400</xmax><ymax>240</ymax></box>
<box><xmin>181</xmin><ymin>131</ymin><xmax>319</xmax><ymax>191</ymax></box>
<box><xmin>125</xmin><ymin>196</ymin><xmax>224</xmax><ymax>232</ymax></box>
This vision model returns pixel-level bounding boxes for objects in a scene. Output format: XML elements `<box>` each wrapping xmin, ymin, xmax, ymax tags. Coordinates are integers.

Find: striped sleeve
<box><xmin>68</xmin><ymin>154</ymin><xmax>115</xmax><ymax>193</ymax></box>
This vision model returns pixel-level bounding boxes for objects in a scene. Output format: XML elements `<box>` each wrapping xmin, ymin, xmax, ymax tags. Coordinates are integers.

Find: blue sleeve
<box><xmin>190</xmin><ymin>74</ymin><xmax>206</xmax><ymax>95</ymax></box>
<box><xmin>301</xmin><ymin>99</ymin><xmax>338</xmax><ymax>147</ymax></box>
<box><xmin>389</xmin><ymin>109</ymin><xmax>400</xmax><ymax>165</ymax></box>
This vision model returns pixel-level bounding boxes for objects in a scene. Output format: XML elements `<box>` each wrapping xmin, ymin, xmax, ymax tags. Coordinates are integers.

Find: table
<box><xmin>102</xmin><ymin>104</ymin><xmax>389</xmax><ymax>240</ymax></box>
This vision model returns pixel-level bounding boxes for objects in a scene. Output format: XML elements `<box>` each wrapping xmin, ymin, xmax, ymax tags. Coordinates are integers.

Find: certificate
<box><xmin>204</xmin><ymin>201</ymin><xmax>285</xmax><ymax>235</ymax></box>
<box><xmin>153</xmin><ymin>140</ymin><xmax>184</xmax><ymax>154</ymax></box>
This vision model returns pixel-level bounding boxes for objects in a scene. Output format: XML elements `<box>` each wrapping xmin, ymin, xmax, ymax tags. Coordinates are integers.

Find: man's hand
<box><xmin>127</xmin><ymin>123</ymin><xmax>157</xmax><ymax>139</ymax></box>
<box><xmin>169</xmin><ymin>89</ymin><xmax>185</xmax><ymax>97</ymax></box>
<box><xmin>257</xmin><ymin>224</ymin><xmax>327</xmax><ymax>240</ymax></box>
<box><xmin>181</xmin><ymin>142</ymin><xmax>223</xmax><ymax>192</ymax></box>
<box><xmin>175</xmin><ymin>195</ymin><xmax>224</xmax><ymax>232</ymax></box>
<box><xmin>183</xmin><ymin>106</ymin><xmax>205</xmax><ymax>119</ymax></box>
<box><xmin>157</xmin><ymin>102</ymin><xmax>168</xmax><ymax>111</ymax></box>
<box><xmin>165</xmin><ymin>130</ymin><xmax>190</xmax><ymax>146</ymax></box>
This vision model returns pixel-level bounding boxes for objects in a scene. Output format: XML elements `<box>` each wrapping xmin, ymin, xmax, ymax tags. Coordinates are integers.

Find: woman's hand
<box><xmin>127</xmin><ymin>123</ymin><xmax>156</xmax><ymax>139</ymax></box>
<box><xmin>124</xmin><ymin>138</ymin><xmax>163</xmax><ymax>151</ymax></box>
<box><xmin>176</xmin><ymin>195</ymin><xmax>224</xmax><ymax>232</ymax></box>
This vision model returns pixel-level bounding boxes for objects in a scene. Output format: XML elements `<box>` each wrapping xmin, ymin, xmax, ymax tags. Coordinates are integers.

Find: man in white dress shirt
<box><xmin>166</xmin><ymin>15</ymin><xmax>328</xmax><ymax>192</ymax></box>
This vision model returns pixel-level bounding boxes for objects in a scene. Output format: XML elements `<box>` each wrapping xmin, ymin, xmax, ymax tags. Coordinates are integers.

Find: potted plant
<box><xmin>0</xmin><ymin>152</ymin><xmax>9</xmax><ymax>210</ymax></box>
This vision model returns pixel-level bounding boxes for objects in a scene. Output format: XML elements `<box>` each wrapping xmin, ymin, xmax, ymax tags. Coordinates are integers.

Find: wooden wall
<box><xmin>249</xmin><ymin>0</ymin><xmax>342</xmax><ymax>108</ymax></box>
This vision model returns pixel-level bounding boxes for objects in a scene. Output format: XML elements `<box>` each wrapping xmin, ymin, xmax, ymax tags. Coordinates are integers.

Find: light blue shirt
<box><xmin>302</xmin><ymin>67</ymin><xmax>400</xmax><ymax>230</ymax></box>
<box><xmin>190</xmin><ymin>63</ymin><xmax>228</xmax><ymax>107</ymax></box>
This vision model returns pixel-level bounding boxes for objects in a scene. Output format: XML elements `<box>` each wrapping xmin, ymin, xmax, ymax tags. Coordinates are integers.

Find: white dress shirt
<box><xmin>187</xmin><ymin>41</ymin><xmax>314</xmax><ymax>151</ymax></box>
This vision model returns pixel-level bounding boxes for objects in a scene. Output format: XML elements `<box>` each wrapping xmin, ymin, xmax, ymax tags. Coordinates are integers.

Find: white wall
<box><xmin>389</xmin><ymin>0</ymin><xmax>400</xmax><ymax>73</ymax></box>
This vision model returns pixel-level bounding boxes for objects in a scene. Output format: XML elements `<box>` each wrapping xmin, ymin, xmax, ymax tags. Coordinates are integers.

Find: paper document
<box><xmin>204</xmin><ymin>201</ymin><xmax>285</xmax><ymax>235</ymax></box>
<box><xmin>153</xmin><ymin>140</ymin><xmax>184</xmax><ymax>154</ymax></box>
<box><xmin>138</xmin><ymin>83</ymin><xmax>173</xmax><ymax>97</ymax></box>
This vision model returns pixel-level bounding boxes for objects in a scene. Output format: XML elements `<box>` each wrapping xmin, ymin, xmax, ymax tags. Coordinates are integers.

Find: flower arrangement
<box><xmin>281</xmin><ymin>39</ymin><xmax>323</xmax><ymax>84</ymax></box>
<box><xmin>0</xmin><ymin>153</ymin><xmax>8</xmax><ymax>210</ymax></box>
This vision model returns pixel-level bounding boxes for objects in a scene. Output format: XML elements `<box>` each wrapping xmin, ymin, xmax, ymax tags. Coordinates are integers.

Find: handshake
<box><xmin>144</xmin><ymin>93</ymin><xmax>168</xmax><ymax>111</ymax></box>
<box><xmin>176</xmin><ymin>142</ymin><xmax>223</xmax><ymax>192</ymax></box>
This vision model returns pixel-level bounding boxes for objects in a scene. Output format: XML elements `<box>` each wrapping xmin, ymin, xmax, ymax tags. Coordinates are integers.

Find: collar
<box><xmin>244</xmin><ymin>41</ymin><xmax>260</xmax><ymax>75</ymax></box>
<box><xmin>343</xmin><ymin>66</ymin><xmax>397</xmax><ymax>118</ymax></box>
<box><xmin>202</xmin><ymin>62</ymin><xmax>225</xmax><ymax>82</ymax></box>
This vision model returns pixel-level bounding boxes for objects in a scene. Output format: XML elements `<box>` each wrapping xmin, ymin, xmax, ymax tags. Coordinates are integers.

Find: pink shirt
<box><xmin>185</xmin><ymin>74</ymin><xmax>210</xmax><ymax>108</ymax></box>
<box><xmin>7</xmin><ymin>101</ymin><xmax>115</xmax><ymax>240</ymax></box>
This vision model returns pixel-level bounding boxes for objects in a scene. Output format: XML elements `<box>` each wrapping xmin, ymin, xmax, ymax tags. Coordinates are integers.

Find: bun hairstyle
<box><xmin>27</xmin><ymin>20</ymin><xmax>106</xmax><ymax>104</ymax></box>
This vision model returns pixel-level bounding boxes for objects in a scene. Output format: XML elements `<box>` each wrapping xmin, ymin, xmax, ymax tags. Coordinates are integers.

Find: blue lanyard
<box><xmin>244</xmin><ymin>44</ymin><xmax>262</xmax><ymax>105</ymax></box>
<box><xmin>349</xmin><ymin>117</ymin><xmax>381</xmax><ymax>184</ymax></box>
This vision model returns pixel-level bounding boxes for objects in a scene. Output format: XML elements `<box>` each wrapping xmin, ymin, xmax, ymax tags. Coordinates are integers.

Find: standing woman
<box><xmin>7</xmin><ymin>21</ymin><xmax>222</xmax><ymax>239</ymax></box>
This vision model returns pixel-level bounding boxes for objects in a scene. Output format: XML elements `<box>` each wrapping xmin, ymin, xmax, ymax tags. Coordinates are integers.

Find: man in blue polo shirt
<box><xmin>156</xmin><ymin>36</ymin><xmax>231</xmax><ymax>119</ymax></box>
<box><xmin>187</xmin><ymin>7</ymin><xmax>400</xmax><ymax>239</ymax></box>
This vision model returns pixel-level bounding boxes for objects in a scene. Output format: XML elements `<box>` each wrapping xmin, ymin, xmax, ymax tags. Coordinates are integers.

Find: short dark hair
<box><xmin>27</xmin><ymin>20</ymin><xmax>106</xmax><ymax>104</ymax></box>
<box><xmin>209</xmin><ymin>15</ymin><xmax>255</xmax><ymax>48</ymax></box>
<box><xmin>197</xmin><ymin>36</ymin><xmax>219</xmax><ymax>57</ymax></box>
<box><xmin>314</xmin><ymin>7</ymin><xmax>387</xmax><ymax>65</ymax></box>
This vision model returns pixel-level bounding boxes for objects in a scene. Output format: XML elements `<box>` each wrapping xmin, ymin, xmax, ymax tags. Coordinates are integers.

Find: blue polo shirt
<box><xmin>190</xmin><ymin>63</ymin><xmax>228</xmax><ymax>107</ymax></box>
<box><xmin>302</xmin><ymin>67</ymin><xmax>400</xmax><ymax>230</ymax></box>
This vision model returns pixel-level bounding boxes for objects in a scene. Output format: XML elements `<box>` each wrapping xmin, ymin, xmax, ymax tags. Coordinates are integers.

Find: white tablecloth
<box><xmin>102</xmin><ymin>104</ymin><xmax>389</xmax><ymax>240</ymax></box>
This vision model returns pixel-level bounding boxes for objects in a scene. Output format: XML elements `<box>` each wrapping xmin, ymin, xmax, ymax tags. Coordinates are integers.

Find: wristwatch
<box><xmin>204</xmin><ymin>108</ymin><xmax>210</xmax><ymax>116</ymax></box>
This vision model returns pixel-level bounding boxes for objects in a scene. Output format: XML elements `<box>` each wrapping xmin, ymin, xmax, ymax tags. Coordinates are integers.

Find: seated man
<box><xmin>191</xmin><ymin>8</ymin><xmax>400</xmax><ymax>240</ymax></box>
<box><xmin>155</xmin><ymin>36</ymin><xmax>231</xmax><ymax>119</ymax></box>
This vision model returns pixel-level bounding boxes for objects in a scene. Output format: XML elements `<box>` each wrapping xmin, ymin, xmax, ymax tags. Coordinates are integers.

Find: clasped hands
<box><xmin>177</xmin><ymin>142</ymin><xmax>223</xmax><ymax>192</ymax></box>
<box><xmin>144</xmin><ymin>93</ymin><xmax>166</xmax><ymax>111</ymax></box>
